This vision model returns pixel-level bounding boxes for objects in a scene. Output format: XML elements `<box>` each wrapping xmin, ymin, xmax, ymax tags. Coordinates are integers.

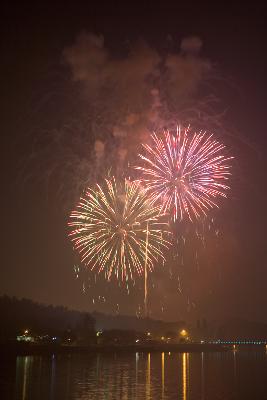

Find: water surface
<box><xmin>1</xmin><ymin>349</ymin><xmax>267</xmax><ymax>399</ymax></box>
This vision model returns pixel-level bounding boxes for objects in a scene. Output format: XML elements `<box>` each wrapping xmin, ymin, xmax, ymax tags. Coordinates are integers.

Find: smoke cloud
<box><xmin>62</xmin><ymin>32</ymin><xmax>211</xmax><ymax>184</ymax></box>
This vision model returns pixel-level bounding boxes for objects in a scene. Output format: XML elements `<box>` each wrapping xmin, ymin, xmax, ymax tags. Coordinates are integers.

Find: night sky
<box><xmin>1</xmin><ymin>2</ymin><xmax>267</xmax><ymax>323</ymax></box>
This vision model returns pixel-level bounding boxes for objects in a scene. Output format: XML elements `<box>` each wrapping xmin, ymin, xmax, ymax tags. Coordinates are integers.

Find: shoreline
<box><xmin>1</xmin><ymin>342</ymin><xmax>229</xmax><ymax>356</ymax></box>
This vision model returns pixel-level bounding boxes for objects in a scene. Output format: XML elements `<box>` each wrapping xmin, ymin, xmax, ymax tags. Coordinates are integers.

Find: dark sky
<box><xmin>1</xmin><ymin>2</ymin><xmax>267</xmax><ymax>323</ymax></box>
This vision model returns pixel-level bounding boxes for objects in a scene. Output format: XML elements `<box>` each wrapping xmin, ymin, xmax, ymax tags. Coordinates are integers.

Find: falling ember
<box><xmin>68</xmin><ymin>177</ymin><xmax>172</xmax><ymax>282</ymax></box>
<box><xmin>135</xmin><ymin>126</ymin><xmax>233</xmax><ymax>221</ymax></box>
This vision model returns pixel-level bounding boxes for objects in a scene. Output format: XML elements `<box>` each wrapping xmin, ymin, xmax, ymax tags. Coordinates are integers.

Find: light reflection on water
<box><xmin>146</xmin><ymin>353</ymin><xmax>150</xmax><ymax>399</ymax></box>
<box><xmin>2</xmin><ymin>349</ymin><xmax>267</xmax><ymax>399</ymax></box>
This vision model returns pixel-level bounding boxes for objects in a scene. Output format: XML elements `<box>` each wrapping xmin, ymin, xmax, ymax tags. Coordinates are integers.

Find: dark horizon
<box><xmin>1</xmin><ymin>2</ymin><xmax>267</xmax><ymax>323</ymax></box>
<box><xmin>3</xmin><ymin>294</ymin><xmax>267</xmax><ymax>338</ymax></box>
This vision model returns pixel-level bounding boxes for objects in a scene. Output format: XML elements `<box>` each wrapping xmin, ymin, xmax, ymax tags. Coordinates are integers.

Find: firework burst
<box><xmin>68</xmin><ymin>178</ymin><xmax>171</xmax><ymax>281</ymax></box>
<box><xmin>135</xmin><ymin>126</ymin><xmax>232</xmax><ymax>221</ymax></box>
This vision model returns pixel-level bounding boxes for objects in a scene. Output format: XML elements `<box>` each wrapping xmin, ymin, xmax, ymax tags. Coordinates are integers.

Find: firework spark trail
<box><xmin>68</xmin><ymin>178</ymin><xmax>172</xmax><ymax>282</ymax></box>
<box><xmin>135</xmin><ymin>126</ymin><xmax>233</xmax><ymax>221</ymax></box>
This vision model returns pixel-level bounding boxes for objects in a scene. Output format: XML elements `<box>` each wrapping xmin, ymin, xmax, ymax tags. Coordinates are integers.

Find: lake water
<box><xmin>1</xmin><ymin>349</ymin><xmax>267</xmax><ymax>399</ymax></box>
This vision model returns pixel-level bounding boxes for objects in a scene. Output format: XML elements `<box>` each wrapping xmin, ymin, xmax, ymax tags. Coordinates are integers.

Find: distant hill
<box><xmin>0</xmin><ymin>295</ymin><xmax>94</xmax><ymax>339</ymax></box>
<box><xmin>0</xmin><ymin>296</ymin><xmax>186</xmax><ymax>339</ymax></box>
<box><xmin>92</xmin><ymin>311</ymin><xmax>186</xmax><ymax>334</ymax></box>
<box><xmin>3</xmin><ymin>296</ymin><xmax>266</xmax><ymax>341</ymax></box>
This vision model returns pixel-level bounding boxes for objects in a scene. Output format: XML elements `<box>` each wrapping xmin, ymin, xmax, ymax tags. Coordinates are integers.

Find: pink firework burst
<box><xmin>135</xmin><ymin>126</ymin><xmax>233</xmax><ymax>221</ymax></box>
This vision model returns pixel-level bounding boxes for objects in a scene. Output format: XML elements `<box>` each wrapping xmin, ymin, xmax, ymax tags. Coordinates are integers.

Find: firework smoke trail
<box><xmin>135</xmin><ymin>126</ymin><xmax>232</xmax><ymax>222</ymax></box>
<box><xmin>68</xmin><ymin>178</ymin><xmax>172</xmax><ymax>282</ymax></box>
